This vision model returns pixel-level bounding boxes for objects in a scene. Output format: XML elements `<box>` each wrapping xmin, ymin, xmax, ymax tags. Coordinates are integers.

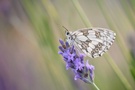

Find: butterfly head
<box><xmin>65</xmin><ymin>30</ymin><xmax>72</xmax><ymax>40</ymax></box>
<box><xmin>62</xmin><ymin>26</ymin><xmax>73</xmax><ymax>44</ymax></box>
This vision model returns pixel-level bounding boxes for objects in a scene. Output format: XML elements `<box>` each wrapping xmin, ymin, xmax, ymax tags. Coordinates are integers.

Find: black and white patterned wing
<box><xmin>71</xmin><ymin>28</ymin><xmax>116</xmax><ymax>58</ymax></box>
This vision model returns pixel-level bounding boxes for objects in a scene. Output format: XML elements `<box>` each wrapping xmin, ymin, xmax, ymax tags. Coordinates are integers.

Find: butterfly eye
<box><xmin>66</xmin><ymin>32</ymin><xmax>69</xmax><ymax>35</ymax></box>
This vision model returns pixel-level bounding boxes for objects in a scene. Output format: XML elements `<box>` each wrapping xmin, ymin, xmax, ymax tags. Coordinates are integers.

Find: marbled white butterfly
<box><xmin>64</xmin><ymin>26</ymin><xmax>116</xmax><ymax>58</ymax></box>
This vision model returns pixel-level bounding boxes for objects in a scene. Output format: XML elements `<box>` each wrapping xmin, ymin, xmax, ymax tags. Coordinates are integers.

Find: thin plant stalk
<box><xmin>71</xmin><ymin>0</ymin><xmax>132</xmax><ymax>90</ymax></box>
<box><xmin>92</xmin><ymin>83</ymin><xmax>100</xmax><ymax>90</ymax></box>
<box><xmin>71</xmin><ymin>0</ymin><xmax>92</xmax><ymax>27</ymax></box>
<box><xmin>120</xmin><ymin>0</ymin><xmax>135</xmax><ymax>30</ymax></box>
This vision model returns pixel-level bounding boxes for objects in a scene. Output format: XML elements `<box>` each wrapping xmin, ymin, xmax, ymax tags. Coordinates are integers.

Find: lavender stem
<box><xmin>92</xmin><ymin>83</ymin><xmax>100</xmax><ymax>90</ymax></box>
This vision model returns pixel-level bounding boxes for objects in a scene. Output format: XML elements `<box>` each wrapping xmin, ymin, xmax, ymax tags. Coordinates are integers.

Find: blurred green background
<box><xmin>0</xmin><ymin>0</ymin><xmax>135</xmax><ymax>90</ymax></box>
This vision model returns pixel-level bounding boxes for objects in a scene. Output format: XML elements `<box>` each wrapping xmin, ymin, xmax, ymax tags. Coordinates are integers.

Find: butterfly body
<box><xmin>65</xmin><ymin>28</ymin><xmax>116</xmax><ymax>58</ymax></box>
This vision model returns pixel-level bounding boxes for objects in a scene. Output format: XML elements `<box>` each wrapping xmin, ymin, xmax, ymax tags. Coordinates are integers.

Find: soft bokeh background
<box><xmin>0</xmin><ymin>0</ymin><xmax>135</xmax><ymax>90</ymax></box>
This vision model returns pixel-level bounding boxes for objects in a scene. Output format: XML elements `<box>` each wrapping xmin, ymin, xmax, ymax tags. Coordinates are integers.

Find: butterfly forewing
<box><xmin>70</xmin><ymin>28</ymin><xmax>116</xmax><ymax>58</ymax></box>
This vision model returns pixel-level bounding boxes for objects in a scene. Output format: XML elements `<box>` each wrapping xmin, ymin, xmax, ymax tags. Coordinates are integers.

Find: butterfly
<box><xmin>63</xmin><ymin>26</ymin><xmax>116</xmax><ymax>58</ymax></box>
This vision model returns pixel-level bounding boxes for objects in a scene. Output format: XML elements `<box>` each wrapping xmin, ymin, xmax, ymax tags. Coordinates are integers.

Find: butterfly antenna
<box><xmin>62</xmin><ymin>26</ymin><xmax>69</xmax><ymax>31</ymax></box>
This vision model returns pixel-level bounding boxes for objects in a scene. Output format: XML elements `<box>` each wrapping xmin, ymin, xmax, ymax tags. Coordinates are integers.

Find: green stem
<box><xmin>120</xmin><ymin>0</ymin><xmax>135</xmax><ymax>30</ymax></box>
<box><xmin>71</xmin><ymin>0</ymin><xmax>92</xmax><ymax>27</ymax></box>
<box><xmin>92</xmin><ymin>83</ymin><xmax>100</xmax><ymax>90</ymax></box>
<box><xmin>71</xmin><ymin>0</ymin><xmax>132</xmax><ymax>90</ymax></box>
<box><xmin>85</xmin><ymin>78</ymin><xmax>100</xmax><ymax>90</ymax></box>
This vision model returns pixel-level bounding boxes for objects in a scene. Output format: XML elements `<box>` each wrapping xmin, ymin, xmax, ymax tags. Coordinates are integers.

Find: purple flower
<box><xmin>58</xmin><ymin>39</ymin><xmax>95</xmax><ymax>84</ymax></box>
<box><xmin>74</xmin><ymin>58</ymin><xmax>84</xmax><ymax>71</ymax></box>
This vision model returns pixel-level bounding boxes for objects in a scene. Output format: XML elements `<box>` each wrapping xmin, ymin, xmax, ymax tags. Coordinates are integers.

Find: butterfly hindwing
<box><xmin>71</xmin><ymin>28</ymin><xmax>116</xmax><ymax>58</ymax></box>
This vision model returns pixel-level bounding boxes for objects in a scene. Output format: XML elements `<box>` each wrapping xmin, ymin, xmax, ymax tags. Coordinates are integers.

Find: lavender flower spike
<box><xmin>58</xmin><ymin>39</ymin><xmax>95</xmax><ymax>84</ymax></box>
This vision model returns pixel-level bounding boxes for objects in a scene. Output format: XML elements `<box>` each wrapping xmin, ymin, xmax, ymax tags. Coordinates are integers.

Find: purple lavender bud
<box><xmin>59</xmin><ymin>39</ymin><xmax>64</xmax><ymax>46</ymax></box>
<box><xmin>66</xmin><ymin>62</ymin><xmax>75</xmax><ymax>70</ymax></box>
<box><xmin>58</xmin><ymin>51</ymin><xmax>63</xmax><ymax>55</ymax></box>
<box><xmin>74</xmin><ymin>73</ymin><xmax>81</xmax><ymax>80</ymax></box>
<box><xmin>59</xmin><ymin>46</ymin><xmax>64</xmax><ymax>52</ymax></box>
<box><xmin>79</xmin><ymin>54</ymin><xmax>85</xmax><ymax>63</ymax></box>
<box><xmin>70</xmin><ymin>45</ymin><xmax>74</xmax><ymax>53</ymax></box>
<box><xmin>59</xmin><ymin>39</ymin><xmax>66</xmax><ymax>49</ymax></box>
<box><xmin>74</xmin><ymin>58</ymin><xmax>84</xmax><ymax>71</ymax></box>
<box><xmin>65</xmin><ymin>41</ymin><xmax>70</xmax><ymax>47</ymax></box>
